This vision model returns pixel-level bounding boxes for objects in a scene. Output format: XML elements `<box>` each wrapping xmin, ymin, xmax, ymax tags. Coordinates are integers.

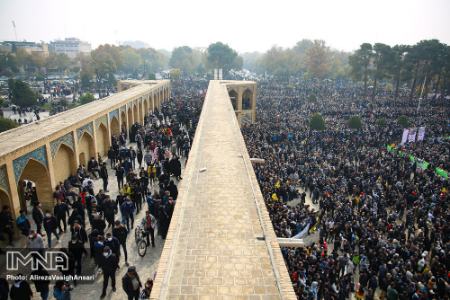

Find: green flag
<box><xmin>418</xmin><ymin>161</ymin><xmax>429</xmax><ymax>170</ymax></box>
<box><xmin>435</xmin><ymin>168</ymin><xmax>449</xmax><ymax>179</ymax></box>
<box><xmin>409</xmin><ymin>155</ymin><xmax>415</xmax><ymax>162</ymax></box>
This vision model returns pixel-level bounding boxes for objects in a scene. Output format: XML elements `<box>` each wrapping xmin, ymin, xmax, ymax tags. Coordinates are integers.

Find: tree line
<box><xmin>1</xmin><ymin>39</ymin><xmax>449</xmax><ymax>98</ymax></box>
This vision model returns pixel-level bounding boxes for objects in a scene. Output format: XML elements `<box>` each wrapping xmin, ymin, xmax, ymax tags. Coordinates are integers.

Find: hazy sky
<box><xmin>1</xmin><ymin>0</ymin><xmax>449</xmax><ymax>53</ymax></box>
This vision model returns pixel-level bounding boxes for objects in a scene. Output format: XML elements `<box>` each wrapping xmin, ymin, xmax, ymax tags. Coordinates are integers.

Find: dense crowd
<box><xmin>242</xmin><ymin>78</ymin><xmax>449</xmax><ymax>299</ymax></box>
<box><xmin>0</xmin><ymin>78</ymin><xmax>206</xmax><ymax>300</ymax></box>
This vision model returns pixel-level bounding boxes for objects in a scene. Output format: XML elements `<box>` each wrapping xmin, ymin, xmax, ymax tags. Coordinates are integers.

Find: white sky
<box><xmin>0</xmin><ymin>0</ymin><xmax>449</xmax><ymax>53</ymax></box>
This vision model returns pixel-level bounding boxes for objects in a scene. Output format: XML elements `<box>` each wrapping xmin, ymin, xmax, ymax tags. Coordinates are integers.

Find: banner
<box><xmin>401</xmin><ymin>129</ymin><xmax>409</xmax><ymax>145</ymax></box>
<box><xmin>417</xmin><ymin>127</ymin><xmax>426</xmax><ymax>141</ymax></box>
<box><xmin>417</xmin><ymin>160</ymin><xmax>430</xmax><ymax>170</ymax></box>
<box><xmin>408</xmin><ymin>128</ymin><xmax>417</xmax><ymax>143</ymax></box>
<box><xmin>435</xmin><ymin>168</ymin><xmax>449</xmax><ymax>179</ymax></box>
<box><xmin>293</xmin><ymin>223</ymin><xmax>310</xmax><ymax>239</ymax></box>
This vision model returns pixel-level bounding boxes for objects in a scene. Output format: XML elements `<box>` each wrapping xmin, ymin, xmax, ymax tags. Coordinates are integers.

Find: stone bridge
<box><xmin>0</xmin><ymin>80</ymin><xmax>170</xmax><ymax>215</ymax></box>
<box><xmin>150</xmin><ymin>80</ymin><xmax>295</xmax><ymax>299</ymax></box>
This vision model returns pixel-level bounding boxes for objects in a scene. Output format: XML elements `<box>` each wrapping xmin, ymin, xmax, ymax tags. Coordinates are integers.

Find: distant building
<box><xmin>0</xmin><ymin>41</ymin><xmax>49</xmax><ymax>57</ymax></box>
<box><xmin>49</xmin><ymin>38</ymin><xmax>91</xmax><ymax>58</ymax></box>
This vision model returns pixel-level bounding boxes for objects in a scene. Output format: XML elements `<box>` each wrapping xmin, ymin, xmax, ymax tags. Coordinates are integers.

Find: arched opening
<box><xmin>127</xmin><ymin>108</ymin><xmax>133</xmax><ymax>129</ymax></box>
<box><xmin>96</xmin><ymin>124</ymin><xmax>109</xmax><ymax>158</ymax></box>
<box><xmin>111</xmin><ymin>117</ymin><xmax>120</xmax><ymax>137</ymax></box>
<box><xmin>53</xmin><ymin>144</ymin><xmax>76</xmax><ymax>184</ymax></box>
<box><xmin>120</xmin><ymin>111</ymin><xmax>127</xmax><ymax>133</ymax></box>
<box><xmin>151</xmin><ymin>95</ymin><xmax>155</xmax><ymax>111</ymax></box>
<box><xmin>160</xmin><ymin>91</ymin><xmax>163</xmax><ymax>103</ymax></box>
<box><xmin>18</xmin><ymin>159</ymin><xmax>53</xmax><ymax>210</ymax></box>
<box><xmin>0</xmin><ymin>189</ymin><xmax>11</xmax><ymax>211</ymax></box>
<box><xmin>228</xmin><ymin>90</ymin><xmax>238</xmax><ymax>110</ymax></box>
<box><xmin>78</xmin><ymin>133</ymin><xmax>95</xmax><ymax>167</ymax></box>
<box><xmin>242</xmin><ymin>89</ymin><xmax>252</xmax><ymax>110</ymax></box>
<box><xmin>133</xmin><ymin>104</ymin><xmax>139</xmax><ymax>124</ymax></box>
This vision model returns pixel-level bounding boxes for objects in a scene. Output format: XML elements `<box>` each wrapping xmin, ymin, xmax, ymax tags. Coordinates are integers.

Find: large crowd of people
<box><xmin>242</xmin><ymin>78</ymin><xmax>449</xmax><ymax>299</ymax></box>
<box><xmin>0</xmin><ymin>78</ymin><xmax>206</xmax><ymax>300</ymax></box>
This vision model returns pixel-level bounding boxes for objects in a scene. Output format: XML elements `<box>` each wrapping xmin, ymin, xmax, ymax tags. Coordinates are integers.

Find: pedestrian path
<box><xmin>4</xmin><ymin>143</ymin><xmax>178</xmax><ymax>299</ymax></box>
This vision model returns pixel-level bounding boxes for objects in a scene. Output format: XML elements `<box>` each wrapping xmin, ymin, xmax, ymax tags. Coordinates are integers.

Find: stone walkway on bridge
<box><xmin>150</xmin><ymin>81</ymin><xmax>296</xmax><ymax>300</ymax></box>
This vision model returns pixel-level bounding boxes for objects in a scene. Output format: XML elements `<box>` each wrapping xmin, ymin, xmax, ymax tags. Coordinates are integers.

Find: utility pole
<box><xmin>11</xmin><ymin>20</ymin><xmax>18</xmax><ymax>41</ymax></box>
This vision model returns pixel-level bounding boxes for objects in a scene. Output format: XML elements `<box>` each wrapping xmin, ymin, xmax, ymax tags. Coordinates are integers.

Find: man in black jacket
<box><xmin>122</xmin><ymin>266</ymin><xmax>141</xmax><ymax>300</ymax></box>
<box><xmin>112</xmin><ymin>220</ymin><xmax>128</xmax><ymax>265</ymax></box>
<box><xmin>100</xmin><ymin>246</ymin><xmax>119</xmax><ymax>298</ymax></box>
<box><xmin>43</xmin><ymin>211</ymin><xmax>59</xmax><ymax>248</ymax></box>
<box><xmin>99</xmin><ymin>162</ymin><xmax>109</xmax><ymax>192</ymax></box>
<box><xmin>32</xmin><ymin>203</ymin><xmax>44</xmax><ymax>235</ymax></box>
<box><xmin>68</xmin><ymin>236</ymin><xmax>87</xmax><ymax>279</ymax></box>
<box><xmin>53</xmin><ymin>199</ymin><xmax>69</xmax><ymax>233</ymax></box>
<box><xmin>31</xmin><ymin>267</ymin><xmax>50</xmax><ymax>300</ymax></box>
<box><xmin>9</xmin><ymin>276</ymin><xmax>33</xmax><ymax>300</ymax></box>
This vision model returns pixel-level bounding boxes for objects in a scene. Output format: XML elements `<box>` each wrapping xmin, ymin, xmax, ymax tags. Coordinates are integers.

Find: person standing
<box><xmin>9</xmin><ymin>277</ymin><xmax>33</xmax><ymax>300</ymax></box>
<box><xmin>108</xmin><ymin>147</ymin><xmax>116</xmax><ymax>168</ymax></box>
<box><xmin>120</xmin><ymin>197</ymin><xmax>135</xmax><ymax>231</ymax></box>
<box><xmin>99</xmin><ymin>163</ymin><xmax>109</xmax><ymax>192</ymax></box>
<box><xmin>31</xmin><ymin>267</ymin><xmax>50</xmax><ymax>300</ymax></box>
<box><xmin>68</xmin><ymin>236</ymin><xmax>87</xmax><ymax>279</ymax></box>
<box><xmin>122</xmin><ymin>266</ymin><xmax>142</xmax><ymax>300</ymax></box>
<box><xmin>43</xmin><ymin>211</ymin><xmax>59</xmax><ymax>248</ymax></box>
<box><xmin>54</xmin><ymin>199</ymin><xmax>69</xmax><ymax>233</ymax></box>
<box><xmin>143</xmin><ymin>211</ymin><xmax>155</xmax><ymax>248</ymax></box>
<box><xmin>115</xmin><ymin>163</ymin><xmax>125</xmax><ymax>189</ymax></box>
<box><xmin>0</xmin><ymin>205</ymin><xmax>14</xmax><ymax>245</ymax></box>
<box><xmin>100</xmin><ymin>246</ymin><xmax>119</xmax><ymax>298</ymax></box>
<box><xmin>112</xmin><ymin>220</ymin><xmax>129</xmax><ymax>266</ymax></box>
<box><xmin>32</xmin><ymin>203</ymin><xmax>45</xmax><ymax>235</ymax></box>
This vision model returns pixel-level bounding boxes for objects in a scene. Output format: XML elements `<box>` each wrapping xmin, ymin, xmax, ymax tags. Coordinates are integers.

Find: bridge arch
<box><xmin>133</xmin><ymin>104</ymin><xmax>139</xmax><ymax>125</ymax></box>
<box><xmin>111</xmin><ymin>116</ymin><xmax>120</xmax><ymax>137</ymax></box>
<box><xmin>228</xmin><ymin>89</ymin><xmax>238</xmax><ymax>110</ymax></box>
<box><xmin>242</xmin><ymin>88</ymin><xmax>253</xmax><ymax>110</ymax></box>
<box><xmin>78</xmin><ymin>132</ymin><xmax>95</xmax><ymax>167</ymax></box>
<box><xmin>53</xmin><ymin>144</ymin><xmax>76</xmax><ymax>184</ymax></box>
<box><xmin>18</xmin><ymin>159</ymin><xmax>53</xmax><ymax>210</ymax></box>
<box><xmin>96</xmin><ymin>123</ymin><xmax>109</xmax><ymax>157</ymax></box>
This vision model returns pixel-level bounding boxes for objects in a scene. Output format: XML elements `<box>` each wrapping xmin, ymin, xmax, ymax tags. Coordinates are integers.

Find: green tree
<box><xmin>0</xmin><ymin>117</ymin><xmax>18</xmax><ymax>133</ymax></box>
<box><xmin>9</xmin><ymin>79</ymin><xmax>38</xmax><ymax>107</ymax></box>
<box><xmin>390</xmin><ymin>45</ymin><xmax>410</xmax><ymax>100</ymax></box>
<box><xmin>348</xmin><ymin>116</ymin><xmax>363</xmax><ymax>129</ymax></box>
<box><xmin>397</xmin><ymin>115</ymin><xmax>409</xmax><ymax>128</ymax></box>
<box><xmin>206</xmin><ymin>42</ymin><xmax>242</xmax><ymax>73</ymax></box>
<box><xmin>138</xmin><ymin>48</ymin><xmax>166</xmax><ymax>76</ymax></box>
<box><xmin>304</xmin><ymin>40</ymin><xmax>331</xmax><ymax>79</ymax></box>
<box><xmin>79</xmin><ymin>92</ymin><xmax>95</xmax><ymax>105</ymax></box>
<box><xmin>349</xmin><ymin>43</ymin><xmax>373</xmax><ymax>97</ymax></box>
<box><xmin>309</xmin><ymin>113</ymin><xmax>326</xmax><ymax>130</ymax></box>
<box><xmin>170</xmin><ymin>46</ymin><xmax>196</xmax><ymax>73</ymax></box>
<box><xmin>371</xmin><ymin>43</ymin><xmax>394</xmax><ymax>101</ymax></box>
<box><xmin>46</xmin><ymin>53</ymin><xmax>72</xmax><ymax>73</ymax></box>
<box><xmin>120</xmin><ymin>47</ymin><xmax>142</xmax><ymax>77</ymax></box>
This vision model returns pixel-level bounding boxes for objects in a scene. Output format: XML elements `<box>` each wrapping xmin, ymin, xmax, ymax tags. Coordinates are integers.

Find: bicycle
<box><xmin>134</xmin><ymin>224</ymin><xmax>148</xmax><ymax>257</ymax></box>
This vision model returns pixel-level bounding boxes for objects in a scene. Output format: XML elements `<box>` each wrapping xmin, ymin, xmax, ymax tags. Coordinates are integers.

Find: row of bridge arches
<box><xmin>1</xmin><ymin>86</ymin><xmax>170</xmax><ymax>217</ymax></box>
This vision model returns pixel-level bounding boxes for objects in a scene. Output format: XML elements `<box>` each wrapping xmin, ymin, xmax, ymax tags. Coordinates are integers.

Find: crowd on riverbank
<box><xmin>243</xmin><ymin>78</ymin><xmax>449</xmax><ymax>299</ymax></box>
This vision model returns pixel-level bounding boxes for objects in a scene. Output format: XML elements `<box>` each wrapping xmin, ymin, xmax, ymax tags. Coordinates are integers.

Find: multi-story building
<box><xmin>49</xmin><ymin>38</ymin><xmax>91</xmax><ymax>58</ymax></box>
<box><xmin>0</xmin><ymin>41</ymin><xmax>49</xmax><ymax>57</ymax></box>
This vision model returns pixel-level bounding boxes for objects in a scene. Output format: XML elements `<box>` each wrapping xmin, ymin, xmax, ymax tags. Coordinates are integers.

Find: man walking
<box><xmin>100</xmin><ymin>246</ymin><xmax>119</xmax><ymax>298</ymax></box>
<box><xmin>32</xmin><ymin>203</ymin><xmax>44</xmax><ymax>235</ymax></box>
<box><xmin>122</xmin><ymin>266</ymin><xmax>142</xmax><ymax>300</ymax></box>
<box><xmin>112</xmin><ymin>220</ymin><xmax>129</xmax><ymax>266</ymax></box>
<box><xmin>53</xmin><ymin>199</ymin><xmax>69</xmax><ymax>233</ymax></box>
<box><xmin>43</xmin><ymin>211</ymin><xmax>59</xmax><ymax>248</ymax></box>
<box><xmin>99</xmin><ymin>163</ymin><xmax>109</xmax><ymax>192</ymax></box>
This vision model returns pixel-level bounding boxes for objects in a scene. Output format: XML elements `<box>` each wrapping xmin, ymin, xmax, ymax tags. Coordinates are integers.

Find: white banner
<box><xmin>417</xmin><ymin>127</ymin><xmax>426</xmax><ymax>141</ymax></box>
<box><xmin>401</xmin><ymin>129</ymin><xmax>409</xmax><ymax>145</ymax></box>
<box><xmin>408</xmin><ymin>128</ymin><xmax>417</xmax><ymax>143</ymax></box>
